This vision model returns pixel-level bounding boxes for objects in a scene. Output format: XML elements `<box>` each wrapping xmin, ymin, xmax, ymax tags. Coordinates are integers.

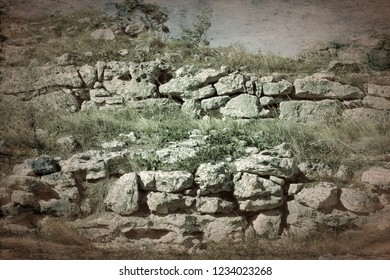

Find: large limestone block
<box><xmin>233</xmin><ymin>173</ymin><xmax>282</xmax><ymax>199</ymax></box>
<box><xmin>195</xmin><ymin>162</ymin><xmax>233</xmax><ymax>195</ymax></box>
<box><xmin>294</xmin><ymin>76</ymin><xmax>364</xmax><ymax>100</ymax></box>
<box><xmin>146</xmin><ymin>192</ymin><xmax>194</xmax><ymax>214</ymax></box>
<box><xmin>295</xmin><ymin>182</ymin><xmax>339</xmax><ymax>211</ymax></box>
<box><xmin>0</xmin><ymin>66</ymin><xmax>83</xmax><ymax>97</ymax></box>
<box><xmin>79</xmin><ymin>64</ymin><xmax>97</xmax><ymax>88</ymax></box>
<box><xmin>279</xmin><ymin>100</ymin><xmax>343</xmax><ymax>122</ymax></box>
<box><xmin>104</xmin><ymin>78</ymin><xmax>157</xmax><ymax>100</ymax></box>
<box><xmin>367</xmin><ymin>84</ymin><xmax>390</xmax><ymax>98</ymax></box>
<box><xmin>362</xmin><ymin>95</ymin><xmax>390</xmax><ymax>110</ymax></box>
<box><xmin>262</xmin><ymin>80</ymin><xmax>293</xmax><ymax>96</ymax></box>
<box><xmin>201</xmin><ymin>96</ymin><xmax>230</xmax><ymax>111</ymax></box>
<box><xmin>104</xmin><ymin>173</ymin><xmax>139</xmax><ymax>215</ymax></box>
<box><xmin>252</xmin><ymin>210</ymin><xmax>282</xmax><ymax>239</ymax></box>
<box><xmin>220</xmin><ymin>94</ymin><xmax>261</xmax><ymax>118</ymax></box>
<box><xmin>215</xmin><ymin>73</ymin><xmax>246</xmax><ymax>95</ymax></box>
<box><xmin>234</xmin><ymin>154</ymin><xmax>298</xmax><ymax>179</ymax></box>
<box><xmin>151</xmin><ymin>171</ymin><xmax>193</xmax><ymax>193</ymax></box>
<box><xmin>238</xmin><ymin>196</ymin><xmax>284</xmax><ymax>212</ymax></box>
<box><xmin>198</xmin><ymin>215</ymin><xmax>247</xmax><ymax>242</ymax></box>
<box><xmin>340</xmin><ymin>188</ymin><xmax>383</xmax><ymax>214</ymax></box>
<box><xmin>196</xmin><ymin>197</ymin><xmax>234</xmax><ymax>214</ymax></box>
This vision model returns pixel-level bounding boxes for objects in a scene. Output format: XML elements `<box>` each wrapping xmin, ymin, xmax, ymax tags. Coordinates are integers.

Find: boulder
<box><xmin>79</xmin><ymin>64</ymin><xmax>97</xmax><ymax>88</ymax></box>
<box><xmin>195</xmin><ymin>162</ymin><xmax>233</xmax><ymax>195</ymax></box>
<box><xmin>154</xmin><ymin>171</ymin><xmax>194</xmax><ymax>193</ymax></box>
<box><xmin>195</xmin><ymin>197</ymin><xmax>234</xmax><ymax>214</ymax></box>
<box><xmin>295</xmin><ymin>182</ymin><xmax>339</xmax><ymax>211</ymax></box>
<box><xmin>90</xmin><ymin>28</ymin><xmax>115</xmax><ymax>40</ymax></box>
<box><xmin>198</xmin><ymin>215</ymin><xmax>247</xmax><ymax>242</ymax></box>
<box><xmin>220</xmin><ymin>94</ymin><xmax>261</xmax><ymax>118</ymax></box>
<box><xmin>262</xmin><ymin>80</ymin><xmax>293</xmax><ymax>96</ymax></box>
<box><xmin>104</xmin><ymin>173</ymin><xmax>139</xmax><ymax>215</ymax></box>
<box><xmin>367</xmin><ymin>84</ymin><xmax>390</xmax><ymax>98</ymax></box>
<box><xmin>298</xmin><ymin>162</ymin><xmax>333</xmax><ymax>180</ymax></box>
<box><xmin>201</xmin><ymin>96</ymin><xmax>230</xmax><ymax>111</ymax></box>
<box><xmin>233</xmin><ymin>173</ymin><xmax>282</xmax><ymax>199</ymax></box>
<box><xmin>103</xmin><ymin>61</ymin><xmax>129</xmax><ymax>80</ymax></box>
<box><xmin>361</xmin><ymin>167</ymin><xmax>390</xmax><ymax>191</ymax></box>
<box><xmin>31</xmin><ymin>155</ymin><xmax>60</xmax><ymax>176</ymax></box>
<box><xmin>103</xmin><ymin>78</ymin><xmax>157</xmax><ymax>100</ymax></box>
<box><xmin>279</xmin><ymin>100</ymin><xmax>343</xmax><ymax>122</ymax></box>
<box><xmin>129</xmin><ymin>60</ymin><xmax>171</xmax><ymax>84</ymax></box>
<box><xmin>238</xmin><ymin>196</ymin><xmax>284</xmax><ymax>212</ymax></box>
<box><xmin>146</xmin><ymin>192</ymin><xmax>194</xmax><ymax>214</ymax></box>
<box><xmin>56</xmin><ymin>136</ymin><xmax>80</xmax><ymax>153</ymax></box>
<box><xmin>252</xmin><ymin>210</ymin><xmax>282</xmax><ymax>239</ymax></box>
<box><xmin>215</xmin><ymin>73</ymin><xmax>246</xmax><ymax>95</ymax></box>
<box><xmin>234</xmin><ymin>153</ymin><xmax>298</xmax><ymax>179</ymax></box>
<box><xmin>294</xmin><ymin>76</ymin><xmax>364</xmax><ymax>100</ymax></box>
<box><xmin>181</xmin><ymin>85</ymin><xmax>216</xmax><ymax>100</ymax></box>
<box><xmin>362</xmin><ymin>95</ymin><xmax>390</xmax><ymax>110</ymax></box>
<box><xmin>340</xmin><ymin>188</ymin><xmax>383</xmax><ymax>214</ymax></box>
<box><xmin>0</xmin><ymin>66</ymin><xmax>83</xmax><ymax>97</ymax></box>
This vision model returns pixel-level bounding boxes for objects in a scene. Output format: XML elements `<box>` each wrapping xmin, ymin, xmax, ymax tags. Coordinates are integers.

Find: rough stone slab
<box><xmin>154</xmin><ymin>171</ymin><xmax>194</xmax><ymax>193</ymax></box>
<box><xmin>262</xmin><ymin>80</ymin><xmax>293</xmax><ymax>96</ymax></box>
<box><xmin>362</xmin><ymin>95</ymin><xmax>390</xmax><ymax>110</ymax></box>
<box><xmin>233</xmin><ymin>173</ymin><xmax>282</xmax><ymax>199</ymax></box>
<box><xmin>215</xmin><ymin>73</ymin><xmax>246</xmax><ymax>95</ymax></box>
<box><xmin>279</xmin><ymin>100</ymin><xmax>343</xmax><ymax>122</ymax></box>
<box><xmin>294</xmin><ymin>76</ymin><xmax>364</xmax><ymax>100</ymax></box>
<box><xmin>340</xmin><ymin>188</ymin><xmax>383</xmax><ymax>214</ymax></box>
<box><xmin>295</xmin><ymin>182</ymin><xmax>339</xmax><ymax>211</ymax></box>
<box><xmin>201</xmin><ymin>96</ymin><xmax>230</xmax><ymax>110</ymax></box>
<box><xmin>238</xmin><ymin>196</ymin><xmax>283</xmax><ymax>212</ymax></box>
<box><xmin>252</xmin><ymin>210</ymin><xmax>282</xmax><ymax>239</ymax></box>
<box><xmin>195</xmin><ymin>197</ymin><xmax>234</xmax><ymax>214</ymax></box>
<box><xmin>220</xmin><ymin>94</ymin><xmax>261</xmax><ymax>118</ymax></box>
<box><xmin>195</xmin><ymin>162</ymin><xmax>233</xmax><ymax>195</ymax></box>
<box><xmin>147</xmin><ymin>192</ymin><xmax>194</xmax><ymax>214</ymax></box>
<box><xmin>0</xmin><ymin>66</ymin><xmax>83</xmax><ymax>97</ymax></box>
<box><xmin>104</xmin><ymin>173</ymin><xmax>139</xmax><ymax>215</ymax></box>
<box><xmin>367</xmin><ymin>84</ymin><xmax>390</xmax><ymax>98</ymax></box>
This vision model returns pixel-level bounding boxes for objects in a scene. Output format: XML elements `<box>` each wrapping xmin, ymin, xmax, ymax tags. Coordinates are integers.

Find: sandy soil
<box><xmin>4</xmin><ymin>0</ymin><xmax>390</xmax><ymax>56</ymax></box>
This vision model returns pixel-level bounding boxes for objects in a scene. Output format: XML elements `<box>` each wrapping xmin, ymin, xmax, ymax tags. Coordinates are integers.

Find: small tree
<box><xmin>115</xmin><ymin>0</ymin><xmax>170</xmax><ymax>36</ymax></box>
<box><xmin>180</xmin><ymin>8</ymin><xmax>213</xmax><ymax>46</ymax></box>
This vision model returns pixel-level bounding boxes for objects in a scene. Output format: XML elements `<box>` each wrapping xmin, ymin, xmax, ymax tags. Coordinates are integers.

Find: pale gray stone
<box><xmin>104</xmin><ymin>173</ymin><xmax>139</xmax><ymax>215</ymax></box>
<box><xmin>342</xmin><ymin>108</ymin><xmax>390</xmax><ymax>123</ymax></box>
<box><xmin>279</xmin><ymin>100</ymin><xmax>343</xmax><ymax>122</ymax></box>
<box><xmin>238</xmin><ymin>196</ymin><xmax>284</xmax><ymax>212</ymax></box>
<box><xmin>361</xmin><ymin>167</ymin><xmax>390</xmax><ymax>191</ymax></box>
<box><xmin>252</xmin><ymin>210</ymin><xmax>282</xmax><ymax>239</ymax></box>
<box><xmin>233</xmin><ymin>173</ymin><xmax>282</xmax><ymax>199</ymax></box>
<box><xmin>367</xmin><ymin>84</ymin><xmax>390</xmax><ymax>98</ymax></box>
<box><xmin>147</xmin><ymin>192</ymin><xmax>194</xmax><ymax>214</ymax></box>
<box><xmin>196</xmin><ymin>197</ymin><xmax>234</xmax><ymax>214</ymax></box>
<box><xmin>195</xmin><ymin>162</ymin><xmax>233</xmax><ymax>195</ymax></box>
<box><xmin>340</xmin><ymin>188</ymin><xmax>383</xmax><ymax>214</ymax></box>
<box><xmin>362</xmin><ymin>95</ymin><xmax>390</xmax><ymax>110</ymax></box>
<box><xmin>90</xmin><ymin>28</ymin><xmax>115</xmax><ymax>40</ymax></box>
<box><xmin>220</xmin><ymin>94</ymin><xmax>260</xmax><ymax>118</ymax></box>
<box><xmin>154</xmin><ymin>171</ymin><xmax>194</xmax><ymax>193</ymax></box>
<box><xmin>79</xmin><ymin>64</ymin><xmax>97</xmax><ymax>88</ymax></box>
<box><xmin>295</xmin><ymin>182</ymin><xmax>339</xmax><ymax>211</ymax></box>
<box><xmin>262</xmin><ymin>79</ymin><xmax>293</xmax><ymax>96</ymax></box>
<box><xmin>215</xmin><ymin>73</ymin><xmax>246</xmax><ymax>95</ymax></box>
<box><xmin>201</xmin><ymin>96</ymin><xmax>230</xmax><ymax>111</ymax></box>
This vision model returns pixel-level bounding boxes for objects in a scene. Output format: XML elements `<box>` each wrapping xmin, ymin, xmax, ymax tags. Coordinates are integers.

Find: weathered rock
<box><xmin>55</xmin><ymin>53</ymin><xmax>77</xmax><ymax>66</ymax></box>
<box><xmin>234</xmin><ymin>149</ymin><xmax>298</xmax><ymax>180</ymax></box>
<box><xmin>146</xmin><ymin>192</ymin><xmax>194</xmax><ymax>214</ymax></box>
<box><xmin>156</xmin><ymin>138</ymin><xmax>205</xmax><ymax>165</ymax></box>
<box><xmin>367</xmin><ymin>84</ymin><xmax>390</xmax><ymax>98</ymax></box>
<box><xmin>286</xmin><ymin>200</ymin><xmax>318</xmax><ymax>237</ymax></box>
<box><xmin>335</xmin><ymin>165</ymin><xmax>354</xmax><ymax>182</ymax></box>
<box><xmin>215</xmin><ymin>72</ymin><xmax>246</xmax><ymax>95</ymax></box>
<box><xmin>259</xmin><ymin>96</ymin><xmax>283</xmax><ymax>106</ymax></box>
<box><xmin>252</xmin><ymin>210</ymin><xmax>282</xmax><ymax>239</ymax></box>
<box><xmin>31</xmin><ymin>155</ymin><xmax>60</xmax><ymax>176</ymax></box>
<box><xmin>279</xmin><ymin>100</ymin><xmax>343</xmax><ymax>122</ymax></box>
<box><xmin>103</xmin><ymin>61</ymin><xmax>129</xmax><ymax>80</ymax></box>
<box><xmin>288</xmin><ymin>183</ymin><xmax>304</xmax><ymax>196</ymax></box>
<box><xmin>195</xmin><ymin>197</ymin><xmax>234</xmax><ymax>214</ymax></box>
<box><xmin>220</xmin><ymin>94</ymin><xmax>261</xmax><ymax>118</ymax></box>
<box><xmin>361</xmin><ymin>167</ymin><xmax>390</xmax><ymax>191</ymax></box>
<box><xmin>198</xmin><ymin>215</ymin><xmax>247</xmax><ymax>242</ymax></box>
<box><xmin>233</xmin><ymin>173</ymin><xmax>283</xmax><ymax>199</ymax></box>
<box><xmin>195</xmin><ymin>162</ymin><xmax>233</xmax><ymax>195</ymax></box>
<box><xmin>103</xmin><ymin>78</ymin><xmax>157</xmax><ymax>100</ymax></box>
<box><xmin>104</xmin><ymin>173</ymin><xmax>139</xmax><ymax>215</ymax></box>
<box><xmin>28</xmin><ymin>90</ymin><xmax>79</xmax><ymax>112</ymax></box>
<box><xmin>201</xmin><ymin>96</ymin><xmax>230</xmax><ymax>111</ymax></box>
<box><xmin>79</xmin><ymin>64</ymin><xmax>97</xmax><ymax>88</ymax></box>
<box><xmin>295</xmin><ymin>182</ymin><xmax>339</xmax><ymax>211</ymax></box>
<box><xmin>298</xmin><ymin>162</ymin><xmax>333</xmax><ymax>180</ymax></box>
<box><xmin>181</xmin><ymin>99</ymin><xmax>202</xmax><ymax>118</ymax></box>
<box><xmin>154</xmin><ymin>171</ymin><xmax>194</xmax><ymax>193</ymax></box>
<box><xmin>0</xmin><ymin>187</ymin><xmax>12</xmax><ymax>206</ymax></box>
<box><xmin>340</xmin><ymin>188</ymin><xmax>383</xmax><ymax>214</ymax></box>
<box><xmin>262</xmin><ymin>80</ymin><xmax>293</xmax><ymax>96</ymax></box>
<box><xmin>40</xmin><ymin>172</ymin><xmax>78</xmax><ymax>201</ymax></box>
<box><xmin>12</xmin><ymin>159</ymin><xmax>35</xmax><ymax>176</ymax></box>
<box><xmin>56</xmin><ymin>136</ymin><xmax>80</xmax><ymax>153</ymax></box>
<box><xmin>362</xmin><ymin>95</ymin><xmax>390</xmax><ymax>110</ymax></box>
<box><xmin>129</xmin><ymin>60</ymin><xmax>171</xmax><ymax>84</ymax></box>
<box><xmin>0</xmin><ymin>66</ymin><xmax>83</xmax><ymax>97</ymax></box>
<box><xmin>294</xmin><ymin>76</ymin><xmax>364</xmax><ymax>100</ymax></box>
<box><xmin>90</xmin><ymin>28</ymin><xmax>115</xmax><ymax>40</ymax></box>
<box><xmin>159</xmin><ymin>67</ymin><xmax>227</xmax><ymax>97</ymax></box>
<box><xmin>181</xmin><ymin>85</ymin><xmax>216</xmax><ymax>100</ymax></box>
<box><xmin>238</xmin><ymin>196</ymin><xmax>284</xmax><ymax>212</ymax></box>
<box><xmin>138</xmin><ymin>171</ymin><xmax>156</xmax><ymax>191</ymax></box>
<box><xmin>327</xmin><ymin>60</ymin><xmax>361</xmax><ymax>72</ymax></box>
